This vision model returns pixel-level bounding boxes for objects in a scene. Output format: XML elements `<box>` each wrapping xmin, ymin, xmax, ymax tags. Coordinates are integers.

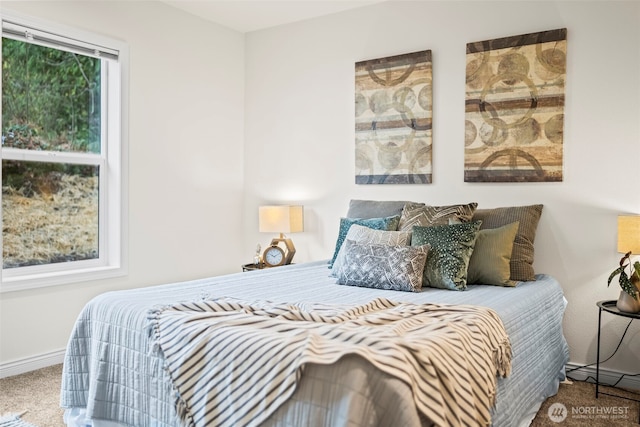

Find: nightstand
<box><xmin>241</xmin><ymin>262</ymin><xmax>293</xmax><ymax>272</ymax></box>
<box><xmin>595</xmin><ymin>300</ymin><xmax>640</xmax><ymax>423</ymax></box>
<box><xmin>242</xmin><ymin>263</ymin><xmax>268</xmax><ymax>272</ymax></box>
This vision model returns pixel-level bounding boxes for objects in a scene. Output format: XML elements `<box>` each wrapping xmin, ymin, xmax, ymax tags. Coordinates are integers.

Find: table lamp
<box><xmin>614</xmin><ymin>215</ymin><xmax>640</xmax><ymax>312</ymax></box>
<box><xmin>618</xmin><ymin>215</ymin><xmax>640</xmax><ymax>255</ymax></box>
<box><xmin>259</xmin><ymin>205</ymin><xmax>304</xmax><ymax>265</ymax></box>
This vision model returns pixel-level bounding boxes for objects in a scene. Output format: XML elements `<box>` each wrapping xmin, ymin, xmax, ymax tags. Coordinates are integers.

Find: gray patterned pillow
<box><xmin>334</xmin><ymin>240</ymin><xmax>430</xmax><ymax>292</ymax></box>
<box><xmin>398</xmin><ymin>202</ymin><xmax>478</xmax><ymax>231</ymax></box>
<box><xmin>411</xmin><ymin>221</ymin><xmax>482</xmax><ymax>291</ymax></box>
<box><xmin>331</xmin><ymin>224</ymin><xmax>413</xmax><ymax>276</ymax></box>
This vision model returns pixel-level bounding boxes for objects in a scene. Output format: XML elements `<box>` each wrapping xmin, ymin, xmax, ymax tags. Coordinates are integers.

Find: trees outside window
<box><xmin>1</xmin><ymin>14</ymin><xmax>127</xmax><ymax>291</ymax></box>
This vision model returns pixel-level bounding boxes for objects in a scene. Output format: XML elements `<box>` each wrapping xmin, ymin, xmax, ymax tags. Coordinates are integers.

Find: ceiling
<box><xmin>163</xmin><ymin>0</ymin><xmax>386</xmax><ymax>33</ymax></box>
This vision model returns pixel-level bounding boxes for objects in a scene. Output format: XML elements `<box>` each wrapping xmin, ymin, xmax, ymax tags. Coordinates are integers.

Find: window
<box><xmin>1</xmin><ymin>13</ymin><xmax>127</xmax><ymax>291</ymax></box>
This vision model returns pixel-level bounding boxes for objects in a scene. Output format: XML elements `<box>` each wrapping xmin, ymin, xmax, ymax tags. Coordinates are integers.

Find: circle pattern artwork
<box><xmin>355</xmin><ymin>50</ymin><xmax>433</xmax><ymax>184</ymax></box>
<box><xmin>464</xmin><ymin>29</ymin><xmax>567</xmax><ymax>182</ymax></box>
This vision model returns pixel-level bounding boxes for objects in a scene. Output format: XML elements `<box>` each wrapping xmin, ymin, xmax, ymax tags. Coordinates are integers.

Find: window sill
<box><xmin>1</xmin><ymin>264</ymin><xmax>127</xmax><ymax>293</ymax></box>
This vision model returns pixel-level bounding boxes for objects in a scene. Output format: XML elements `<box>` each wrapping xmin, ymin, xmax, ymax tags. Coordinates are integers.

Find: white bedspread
<box><xmin>61</xmin><ymin>260</ymin><xmax>569</xmax><ymax>427</ymax></box>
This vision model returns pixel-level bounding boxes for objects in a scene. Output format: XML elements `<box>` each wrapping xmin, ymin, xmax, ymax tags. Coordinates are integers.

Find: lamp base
<box><xmin>269</xmin><ymin>236</ymin><xmax>296</xmax><ymax>265</ymax></box>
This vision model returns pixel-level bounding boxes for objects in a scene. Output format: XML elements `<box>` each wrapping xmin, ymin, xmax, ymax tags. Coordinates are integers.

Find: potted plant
<box><xmin>607</xmin><ymin>251</ymin><xmax>640</xmax><ymax>313</ymax></box>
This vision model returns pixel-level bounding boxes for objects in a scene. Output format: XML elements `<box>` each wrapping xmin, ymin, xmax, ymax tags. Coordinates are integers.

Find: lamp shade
<box><xmin>618</xmin><ymin>215</ymin><xmax>640</xmax><ymax>254</ymax></box>
<box><xmin>259</xmin><ymin>205</ymin><xmax>304</xmax><ymax>234</ymax></box>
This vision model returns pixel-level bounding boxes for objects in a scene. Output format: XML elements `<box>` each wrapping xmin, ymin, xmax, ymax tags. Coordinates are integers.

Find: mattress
<box><xmin>61</xmin><ymin>260</ymin><xmax>569</xmax><ymax>427</ymax></box>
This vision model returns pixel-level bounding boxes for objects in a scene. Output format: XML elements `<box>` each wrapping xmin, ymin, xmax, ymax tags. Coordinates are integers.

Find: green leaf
<box><xmin>620</xmin><ymin>251</ymin><xmax>632</xmax><ymax>267</ymax></box>
<box><xmin>620</xmin><ymin>271</ymin><xmax>638</xmax><ymax>299</ymax></box>
<box><xmin>608</xmin><ymin>266</ymin><xmax>624</xmax><ymax>286</ymax></box>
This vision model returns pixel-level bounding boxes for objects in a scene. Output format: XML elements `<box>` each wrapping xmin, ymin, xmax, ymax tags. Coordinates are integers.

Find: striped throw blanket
<box><xmin>149</xmin><ymin>297</ymin><xmax>511</xmax><ymax>427</ymax></box>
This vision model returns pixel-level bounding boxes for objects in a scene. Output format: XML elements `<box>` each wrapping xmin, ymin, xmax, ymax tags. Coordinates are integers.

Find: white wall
<box><xmin>0</xmin><ymin>1</ymin><xmax>245</xmax><ymax>367</ymax></box>
<box><xmin>244</xmin><ymin>1</ymin><xmax>640</xmax><ymax>374</ymax></box>
<box><xmin>1</xmin><ymin>0</ymin><xmax>639</xmax><ymax>380</ymax></box>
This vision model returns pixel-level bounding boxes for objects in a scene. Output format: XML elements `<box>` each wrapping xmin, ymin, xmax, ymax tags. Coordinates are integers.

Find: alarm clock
<box><xmin>263</xmin><ymin>245</ymin><xmax>285</xmax><ymax>267</ymax></box>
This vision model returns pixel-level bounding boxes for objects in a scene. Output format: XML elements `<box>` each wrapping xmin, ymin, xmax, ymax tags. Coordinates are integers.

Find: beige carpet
<box><xmin>531</xmin><ymin>380</ymin><xmax>640</xmax><ymax>426</ymax></box>
<box><xmin>0</xmin><ymin>365</ymin><xmax>65</xmax><ymax>427</ymax></box>
<box><xmin>1</xmin><ymin>364</ymin><xmax>639</xmax><ymax>426</ymax></box>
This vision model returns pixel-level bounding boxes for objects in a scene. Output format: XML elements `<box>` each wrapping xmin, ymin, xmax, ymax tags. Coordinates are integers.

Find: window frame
<box><xmin>0</xmin><ymin>10</ymin><xmax>128</xmax><ymax>292</ymax></box>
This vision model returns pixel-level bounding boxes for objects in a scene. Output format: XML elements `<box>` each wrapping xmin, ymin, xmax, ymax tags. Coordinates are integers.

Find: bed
<box><xmin>61</xmin><ymin>201</ymin><xmax>570</xmax><ymax>427</ymax></box>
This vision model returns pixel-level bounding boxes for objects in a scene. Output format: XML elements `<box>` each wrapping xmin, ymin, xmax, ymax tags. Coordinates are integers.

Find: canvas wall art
<box><xmin>355</xmin><ymin>50</ymin><xmax>432</xmax><ymax>184</ymax></box>
<box><xmin>464</xmin><ymin>28</ymin><xmax>567</xmax><ymax>182</ymax></box>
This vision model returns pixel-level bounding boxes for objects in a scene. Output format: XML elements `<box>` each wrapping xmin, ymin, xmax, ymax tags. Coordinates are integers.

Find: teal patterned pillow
<box><xmin>411</xmin><ymin>221</ymin><xmax>482</xmax><ymax>291</ymax></box>
<box><xmin>328</xmin><ymin>215</ymin><xmax>400</xmax><ymax>267</ymax></box>
<box><xmin>334</xmin><ymin>240</ymin><xmax>430</xmax><ymax>292</ymax></box>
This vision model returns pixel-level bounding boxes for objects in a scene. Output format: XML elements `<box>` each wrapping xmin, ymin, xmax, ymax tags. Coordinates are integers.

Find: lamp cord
<box><xmin>567</xmin><ymin>318</ymin><xmax>640</xmax><ymax>392</ymax></box>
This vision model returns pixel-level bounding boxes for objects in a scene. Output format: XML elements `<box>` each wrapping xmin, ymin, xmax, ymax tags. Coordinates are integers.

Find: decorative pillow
<box><xmin>467</xmin><ymin>221</ymin><xmax>519</xmax><ymax>286</ymax></box>
<box><xmin>346</xmin><ymin>199</ymin><xmax>419</xmax><ymax>219</ymax></box>
<box><xmin>328</xmin><ymin>215</ymin><xmax>400</xmax><ymax>267</ymax></box>
<box><xmin>398</xmin><ymin>202</ymin><xmax>478</xmax><ymax>231</ymax></box>
<box><xmin>334</xmin><ymin>240</ymin><xmax>430</xmax><ymax>292</ymax></box>
<box><xmin>411</xmin><ymin>221</ymin><xmax>482</xmax><ymax>291</ymax></box>
<box><xmin>331</xmin><ymin>224</ymin><xmax>412</xmax><ymax>276</ymax></box>
<box><xmin>472</xmin><ymin>205</ymin><xmax>543</xmax><ymax>282</ymax></box>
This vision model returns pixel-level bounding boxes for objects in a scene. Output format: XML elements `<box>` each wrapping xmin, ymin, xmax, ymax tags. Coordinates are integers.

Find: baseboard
<box><xmin>566</xmin><ymin>362</ymin><xmax>640</xmax><ymax>391</ymax></box>
<box><xmin>0</xmin><ymin>349</ymin><xmax>65</xmax><ymax>379</ymax></box>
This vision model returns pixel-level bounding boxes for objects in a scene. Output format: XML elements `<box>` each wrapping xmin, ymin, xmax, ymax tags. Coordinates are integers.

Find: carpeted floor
<box><xmin>1</xmin><ymin>364</ymin><xmax>640</xmax><ymax>426</ymax></box>
<box><xmin>0</xmin><ymin>365</ymin><xmax>65</xmax><ymax>427</ymax></box>
<box><xmin>531</xmin><ymin>379</ymin><xmax>640</xmax><ymax>426</ymax></box>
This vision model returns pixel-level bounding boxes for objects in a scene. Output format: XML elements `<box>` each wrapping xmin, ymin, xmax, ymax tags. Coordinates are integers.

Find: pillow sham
<box><xmin>331</xmin><ymin>224</ymin><xmax>412</xmax><ymax>276</ymax></box>
<box><xmin>467</xmin><ymin>221</ymin><xmax>519</xmax><ymax>286</ymax></box>
<box><xmin>411</xmin><ymin>221</ymin><xmax>482</xmax><ymax>291</ymax></box>
<box><xmin>334</xmin><ymin>240</ymin><xmax>430</xmax><ymax>292</ymax></box>
<box><xmin>398</xmin><ymin>202</ymin><xmax>478</xmax><ymax>231</ymax></box>
<box><xmin>346</xmin><ymin>199</ymin><xmax>420</xmax><ymax>219</ymax></box>
<box><xmin>328</xmin><ymin>215</ymin><xmax>400</xmax><ymax>267</ymax></box>
<box><xmin>472</xmin><ymin>205</ymin><xmax>543</xmax><ymax>282</ymax></box>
